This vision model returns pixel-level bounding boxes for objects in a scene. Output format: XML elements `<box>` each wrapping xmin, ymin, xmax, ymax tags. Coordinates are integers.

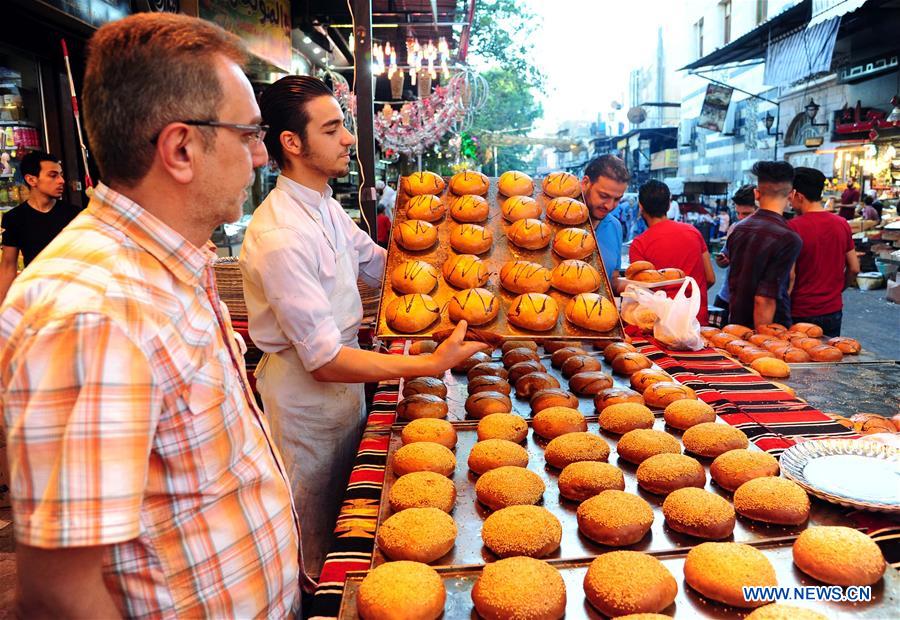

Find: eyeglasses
<box><xmin>151</xmin><ymin>120</ymin><xmax>269</xmax><ymax>144</ymax></box>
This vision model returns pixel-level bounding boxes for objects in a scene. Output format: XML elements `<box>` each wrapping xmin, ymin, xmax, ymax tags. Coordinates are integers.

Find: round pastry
<box><xmin>552</xmin><ymin>227</ymin><xmax>596</xmax><ymax>260</ymax></box>
<box><xmin>550</xmin><ymin>346</ymin><xmax>587</xmax><ymax>369</ymax></box>
<box><xmin>565</xmin><ymin>293</ymin><xmax>619</xmax><ymax>332</ymax></box>
<box><xmin>391</xmin><ymin>260</ymin><xmax>440</xmax><ymax>294</ymax></box>
<box><xmin>442</xmin><ymin>253</ymin><xmax>489</xmax><ymax>289</ymax></box>
<box><xmin>710</xmin><ymin>331</ymin><xmax>739</xmax><ymax>348</ymax></box>
<box><xmin>468</xmin><ymin>438</ymin><xmax>529</xmax><ymax>474</ymax></box>
<box><xmin>403</xmin><ymin>377</ymin><xmax>448</xmax><ymax>399</ymax></box>
<box><xmin>357</xmin><ymin>560</ymin><xmax>445</xmax><ymax>620</ymax></box>
<box><xmin>630</xmin><ymin>369</ymin><xmax>673</xmax><ymax>393</ymax></box>
<box><xmin>791</xmin><ymin>336</ymin><xmax>822</xmax><ymax>351</ymax></box>
<box><xmin>603</xmin><ymin>341</ymin><xmax>638</xmax><ymax>363</ymax></box>
<box><xmin>594</xmin><ymin>387</ymin><xmax>645</xmax><ymax>411</ymax></box>
<box><xmin>700</xmin><ymin>325</ymin><xmax>721</xmax><ymax>338</ymax></box>
<box><xmin>389</xmin><ymin>471</ymin><xmax>457</xmax><ymax>513</ymax></box>
<box><xmin>471</xmin><ymin>557</ymin><xmax>566</xmax><ymax>620</ymax></box>
<box><xmin>452</xmin><ymin>350</ymin><xmax>491</xmax><ymax>374</ymax></box>
<box><xmin>682</xmin><ymin>423</ymin><xmax>749</xmax><ymax>458</ymax></box>
<box><xmin>710</xmin><ymin>449</ymin><xmax>779</xmax><ymax>492</ymax></box>
<box><xmin>465</xmin><ymin>391</ymin><xmax>513</xmax><ymax>419</ymax></box>
<box><xmin>827</xmin><ymin>336</ymin><xmax>861</xmax><ymax>354</ymax></box>
<box><xmin>502</xmin><ymin>345</ymin><xmax>541</xmax><ymax>368</ymax></box>
<box><xmin>481</xmin><ymin>505</ymin><xmax>562</xmax><ymax>558</ymax></box>
<box><xmin>748</xmin><ymin>334</ymin><xmax>776</xmax><ymax>347</ymax></box>
<box><xmin>544</xmin><ymin>432</ymin><xmax>610</xmax><ymax>469</ymax></box>
<box><xmin>632</xmin><ymin>269</ymin><xmax>666</xmax><ymax>283</ymax></box>
<box><xmin>386</xmin><ymin>294</ymin><xmax>441</xmax><ymax>333</ymax></box>
<box><xmin>568</xmin><ymin>371</ymin><xmax>614</xmax><ymax>396</ymax></box>
<box><xmin>546</xmin><ymin>197</ymin><xmax>588</xmax><ymax>225</ymax></box>
<box><xmin>757</xmin><ymin>323</ymin><xmax>788</xmax><ymax>337</ymax></box>
<box><xmin>616</xmin><ymin>429</ymin><xmax>681</xmax><ymax>465</ymax></box>
<box><xmin>497</xmin><ymin>170</ymin><xmax>535</xmax><ymax>197</ymax></box>
<box><xmin>542</xmin><ymin>171</ymin><xmax>581</xmax><ymax>198</ymax></box>
<box><xmin>477</xmin><ymin>413</ymin><xmax>528</xmax><ymax>443</ymax></box>
<box><xmin>636</xmin><ymin>453</ymin><xmax>706</xmax><ymax>495</ymax></box>
<box><xmin>739</xmin><ymin>347</ymin><xmax>774</xmax><ymax>364</ymax></box>
<box><xmin>448</xmin><ymin>287</ymin><xmax>499</xmax><ymax>326</ymax></box>
<box><xmin>507</xmin><ymin>293</ymin><xmax>559</xmax><ymax>331</ymax></box>
<box><xmin>530</xmin><ymin>388</ymin><xmax>579</xmax><ymax>415</ymax></box>
<box><xmin>551</xmin><ymin>260</ymin><xmax>601</xmax><ymax>294</ymax></box>
<box><xmin>508</xmin><ymin>360</ymin><xmax>546</xmax><ymax>384</ymax></box>
<box><xmin>779</xmin><ymin>346</ymin><xmax>811</xmax><ymax>362</ymax></box>
<box><xmin>449</xmin><ymin>170</ymin><xmax>489</xmax><ymax>195</ymax></box>
<box><xmin>449</xmin><ymin>223</ymin><xmax>493</xmax><ymax>254</ymax></box>
<box><xmin>450</xmin><ymin>194</ymin><xmax>490</xmax><ymax>223</ymax></box>
<box><xmin>745</xmin><ymin>604</ymin><xmax>829</xmax><ymax>620</ymax></box>
<box><xmin>657</xmin><ymin>267</ymin><xmax>685</xmax><ymax>280</ymax></box>
<box><xmin>560</xmin><ymin>354</ymin><xmax>602</xmax><ymax>379</ymax></box>
<box><xmin>599</xmin><ymin>402</ymin><xmax>654</xmax><ymax>434</ymax></box>
<box><xmin>376</xmin><ymin>507</ymin><xmax>457</xmax><ymax>563</ymax></box>
<box><xmin>684</xmin><ymin>542</ymin><xmax>777</xmax><ymax>608</ymax></box>
<box><xmin>765</xmin><ymin>340</ymin><xmax>791</xmax><ymax>356</ymax></box>
<box><xmin>807</xmin><ymin>344</ymin><xmax>843</xmax><ymax>362</ymax></box>
<box><xmin>397</xmin><ymin>394</ymin><xmax>448</xmax><ymax>420</ymax></box>
<box><xmin>401</xmin><ymin>418</ymin><xmax>457</xmax><ymax>450</ymax></box>
<box><xmin>405</xmin><ymin>194</ymin><xmax>446</xmax><ymax>222</ymax></box>
<box><xmin>558</xmin><ymin>461</ymin><xmax>625</xmax><ymax>502</ymax></box>
<box><xmin>394</xmin><ymin>219</ymin><xmax>438</xmax><ymax>251</ymax></box>
<box><xmin>500</xmin><ymin>260</ymin><xmax>552</xmax><ymax>294</ymax></box>
<box><xmin>625</xmin><ymin>261</ymin><xmax>655</xmax><ymax>279</ymax></box>
<box><xmin>611</xmin><ymin>352</ymin><xmax>653</xmax><ymax>375</ymax></box>
<box><xmin>500</xmin><ymin>195</ymin><xmax>542</xmax><ymax>222</ymax></box>
<box><xmin>663</xmin><ymin>487</ymin><xmax>735</xmax><ymax>539</ymax></box>
<box><xmin>532</xmin><ymin>406</ymin><xmax>587</xmax><ymax>439</ymax></box>
<box><xmin>792</xmin><ymin>322</ymin><xmax>824</xmax><ymax>338</ymax></box>
<box><xmin>542</xmin><ymin>339</ymin><xmax>579</xmax><ymax>353</ymax></box>
<box><xmin>475</xmin><ymin>465</ymin><xmax>545</xmax><ymax>510</ymax></box>
<box><xmin>583</xmin><ymin>551</ymin><xmax>678</xmax><ymax>617</ymax></box>
<box><xmin>515</xmin><ymin>372</ymin><xmax>561</xmax><ymax>398</ymax></box>
<box><xmin>734</xmin><ymin>476</ymin><xmax>810</xmax><ymax>525</ymax></box>
<box><xmin>723</xmin><ymin>324</ymin><xmax>754</xmax><ymax>339</ymax></box>
<box><xmin>725</xmin><ymin>339</ymin><xmax>753</xmax><ymax>356</ymax></box>
<box><xmin>507</xmin><ymin>218</ymin><xmax>552</xmax><ymax>250</ymax></box>
<box><xmin>793</xmin><ymin>526</ymin><xmax>886</xmax><ymax>586</ymax></box>
<box><xmin>643</xmin><ymin>382</ymin><xmax>696</xmax><ymax>409</ymax></box>
<box><xmin>468</xmin><ymin>361</ymin><xmax>508</xmax><ymax>381</ymax></box>
<box><xmin>405</xmin><ymin>170</ymin><xmax>446</xmax><ymax>195</ymax></box>
<box><xmin>468</xmin><ymin>375</ymin><xmax>511</xmax><ymax>396</ymax></box>
<box><xmin>663</xmin><ymin>399</ymin><xmax>716</xmax><ymax>430</ymax></box>
<box><xmin>750</xmin><ymin>357</ymin><xmax>790</xmax><ymax>378</ymax></box>
<box><xmin>392</xmin><ymin>442</ymin><xmax>456</xmax><ymax>477</ymax></box>
<box><xmin>577</xmin><ymin>490</ymin><xmax>654</xmax><ymax>546</ymax></box>
<box><xmin>501</xmin><ymin>340</ymin><xmax>539</xmax><ymax>354</ymax></box>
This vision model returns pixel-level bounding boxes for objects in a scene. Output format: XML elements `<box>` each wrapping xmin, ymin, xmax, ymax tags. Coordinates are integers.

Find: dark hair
<box><xmin>792</xmin><ymin>167</ymin><xmax>826</xmax><ymax>202</ymax></box>
<box><xmin>260</xmin><ymin>76</ymin><xmax>335</xmax><ymax>168</ymax></box>
<box><xmin>377</xmin><ymin>204</ymin><xmax>385</xmax><ymax>214</ymax></box>
<box><xmin>732</xmin><ymin>184</ymin><xmax>756</xmax><ymax>207</ymax></box>
<box><xmin>863</xmin><ymin>194</ymin><xmax>873</xmax><ymax>205</ymax></box>
<box><xmin>752</xmin><ymin>160</ymin><xmax>794</xmax><ymax>197</ymax></box>
<box><xmin>638</xmin><ymin>179</ymin><xmax>671</xmax><ymax>218</ymax></box>
<box><xmin>20</xmin><ymin>151</ymin><xmax>60</xmax><ymax>178</ymax></box>
<box><xmin>583</xmin><ymin>154</ymin><xmax>630</xmax><ymax>184</ymax></box>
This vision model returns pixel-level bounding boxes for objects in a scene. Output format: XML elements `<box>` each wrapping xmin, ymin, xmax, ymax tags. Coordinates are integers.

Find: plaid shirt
<box><xmin>0</xmin><ymin>184</ymin><xmax>304</xmax><ymax>618</ymax></box>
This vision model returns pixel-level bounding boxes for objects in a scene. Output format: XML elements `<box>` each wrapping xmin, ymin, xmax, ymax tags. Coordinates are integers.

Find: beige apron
<box><xmin>255</xmin><ymin>197</ymin><xmax>367</xmax><ymax>579</ymax></box>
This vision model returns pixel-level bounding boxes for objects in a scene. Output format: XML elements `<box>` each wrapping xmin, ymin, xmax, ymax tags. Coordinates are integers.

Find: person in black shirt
<box><xmin>725</xmin><ymin>161</ymin><xmax>802</xmax><ymax>329</ymax></box>
<box><xmin>0</xmin><ymin>151</ymin><xmax>81</xmax><ymax>302</ymax></box>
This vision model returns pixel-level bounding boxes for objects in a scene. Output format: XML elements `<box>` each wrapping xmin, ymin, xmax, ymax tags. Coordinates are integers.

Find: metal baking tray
<box><xmin>371</xmin><ymin>419</ymin><xmax>850</xmax><ymax>569</ymax></box>
<box><xmin>375</xmin><ymin>177</ymin><xmax>624</xmax><ymax>342</ymax></box>
<box><xmin>340</xmin><ymin>541</ymin><xmax>899</xmax><ymax>619</ymax></box>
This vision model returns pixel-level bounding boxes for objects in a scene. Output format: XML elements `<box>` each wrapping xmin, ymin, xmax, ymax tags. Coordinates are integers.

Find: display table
<box><xmin>309</xmin><ymin>336</ymin><xmax>898</xmax><ymax>619</ymax></box>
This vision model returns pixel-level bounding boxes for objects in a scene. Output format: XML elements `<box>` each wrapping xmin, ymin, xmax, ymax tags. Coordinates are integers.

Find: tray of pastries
<box><xmin>376</xmin><ymin>170</ymin><xmax>624</xmax><ymax>342</ymax></box>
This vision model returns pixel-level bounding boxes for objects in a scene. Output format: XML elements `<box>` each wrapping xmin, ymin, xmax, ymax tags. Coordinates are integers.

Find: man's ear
<box><xmin>23</xmin><ymin>174</ymin><xmax>37</xmax><ymax>189</ymax></box>
<box><xmin>154</xmin><ymin>123</ymin><xmax>197</xmax><ymax>185</ymax></box>
<box><xmin>280</xmin><ymin>131</ymin><xmax>303</xmax><ymax>160</ymax></box>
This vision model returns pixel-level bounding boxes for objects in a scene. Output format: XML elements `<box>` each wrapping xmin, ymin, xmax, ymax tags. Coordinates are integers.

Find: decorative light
<box><xmin>369</xmin><ymin>36</ymin><xmax>454</xmax><ymax>94</ymax></box>
<box><xmin>887</xmin><ymin>95</ymin><xmax>900</xmax><ymax>123</ymax></box>
<box><xmin>805</xmin><ymin>98</ymin><xmax>820</xmax><ymax>122</ymax></box>
<box><xmin>312</xmin><ymin>46</ymin><xmax>321</xmax><ymax>55</ymax></box>
<box><xmin>303</xmin><ymin>36</ymin><xmax>311</xmax><ymax>44</ymax></box>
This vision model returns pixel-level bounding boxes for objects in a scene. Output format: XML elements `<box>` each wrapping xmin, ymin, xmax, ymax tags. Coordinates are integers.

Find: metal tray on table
<box><xmin>371</xmin><ymin>418</ymin><xmax>850</xmax><ymax>569</ymax></box>
<box><xmin>374</xmin><ymin>177</ymin><xmax>624</xmax><ymax>343</ymax></box>
<box><xmin>340</xmin><ymin>540</ymin><xmax>899</xmax><ymax>619</ymax></box>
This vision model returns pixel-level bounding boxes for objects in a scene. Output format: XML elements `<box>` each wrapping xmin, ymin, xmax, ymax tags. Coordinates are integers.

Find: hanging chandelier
<box><xmin>371</xmin><ymin>37</ymin><xmax>451</xmax><ymax>85</ymax></box>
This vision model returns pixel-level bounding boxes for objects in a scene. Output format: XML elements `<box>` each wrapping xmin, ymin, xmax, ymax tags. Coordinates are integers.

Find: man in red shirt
<box><xmin>376</xmin><ymin>204</ymin><xmax>392</xmax><ymax>248</ymax></box>
<box><xmin>789</xmin><ymin>167</ymin><xmax>860</xmax><ymax>337</ymax></box>
<box><xmin>630</xmin><ymin>179</ymin><xmax>716</xmax><ymax>324</ymax></box>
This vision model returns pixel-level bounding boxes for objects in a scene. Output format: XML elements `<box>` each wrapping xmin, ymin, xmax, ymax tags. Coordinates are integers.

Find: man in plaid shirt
<box><xmin>0</xmin><ymin>13</ymin><xmax>304</xmax><ymax>618</ymax></box>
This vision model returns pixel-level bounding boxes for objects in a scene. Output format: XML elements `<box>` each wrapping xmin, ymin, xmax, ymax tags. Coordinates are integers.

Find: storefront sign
<box><xmin>698</xmin><ymin>84</ymin><xmax>733</xmax><ymax>133</ymax></box>
<box><xmin>200</xmin><ymin>0</ymin><xmax>291</xmax><ymax>72</ymax></box>
<box><xmin>650</xmin><ymin>148</ymin><xmax>679</xmax><ymax>170</ymax></box>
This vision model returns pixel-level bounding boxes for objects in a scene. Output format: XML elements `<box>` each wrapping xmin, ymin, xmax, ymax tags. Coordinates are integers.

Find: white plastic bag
<box><xmin>621</xmin><ymin>277</ymin><xmax>705</xmax><ymax>351</ymax></box>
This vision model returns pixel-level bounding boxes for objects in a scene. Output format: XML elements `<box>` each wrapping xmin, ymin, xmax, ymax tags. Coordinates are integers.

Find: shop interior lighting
<box><xmin>887</xmin><ymin>96</ymin><xmax>900</xmax><ymax>123</ymax></box>
<box><xmin>370</xmin><ymin>37</ymin><xmax>451</xmax><ymax>87</ymax></box>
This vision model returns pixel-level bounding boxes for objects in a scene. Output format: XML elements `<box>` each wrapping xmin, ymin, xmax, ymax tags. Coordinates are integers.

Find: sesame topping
<box><xmin>481</xmin><ymin>505</ymin><xmax>562</xmax><ymax>557</ymax></box>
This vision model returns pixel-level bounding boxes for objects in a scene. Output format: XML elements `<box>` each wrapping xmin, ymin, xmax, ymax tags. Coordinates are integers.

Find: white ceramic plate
<box><xmin>780</xmin><ymin>439</ymin><xmax>900</xmax><ymax>513</ymax></box>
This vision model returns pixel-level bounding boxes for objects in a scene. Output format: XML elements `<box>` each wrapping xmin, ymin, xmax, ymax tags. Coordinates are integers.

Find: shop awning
<box><xmin>809</xmin><ymin>0</ymin><xmax>870</xmax><ymax>26</ymax></box>
<box><xmin>763</xmin><ymin>16</ymin><xmax>841</xmax><ymax>86</ymax></box>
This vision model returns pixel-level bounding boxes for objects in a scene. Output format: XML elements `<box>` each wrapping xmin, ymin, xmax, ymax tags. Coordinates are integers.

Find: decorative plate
<box><xmin>781</xmin><ymin>439</ymin><xmax>900</xmax><ymax>513</ymax></box>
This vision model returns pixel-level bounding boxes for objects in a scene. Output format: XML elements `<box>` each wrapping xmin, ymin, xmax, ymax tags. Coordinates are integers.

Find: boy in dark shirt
<box><xmin>1</xmin><ymin>151</ymin><xmax>81</xmax><ymax>302</ymax></box>
<box><xmin>725</xmin><ymin>161</ymin><xmax>802</xmax><ymax>329</ymax></box>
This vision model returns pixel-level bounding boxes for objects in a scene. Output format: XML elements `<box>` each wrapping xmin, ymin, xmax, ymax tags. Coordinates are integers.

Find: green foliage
<box><xmin>465</xmin><ymin>0</ymin><xmax>544</xmax><ymax>89</ymax></box>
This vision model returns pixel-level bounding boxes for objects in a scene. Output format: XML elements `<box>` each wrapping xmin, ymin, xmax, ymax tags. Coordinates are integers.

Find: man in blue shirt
<box><xmin>582</xmin><ymin>155</ymin><xmax>630</xmax><ymax>292</ymax></box>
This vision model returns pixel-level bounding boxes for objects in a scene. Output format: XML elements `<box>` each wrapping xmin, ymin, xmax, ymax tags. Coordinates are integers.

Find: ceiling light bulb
<box><xmin>312</xmin><ymin>47</ymin><xmax>321</xmax><ymax>54</ymax></box>
<box><xmin>303</xmin><ymin>36</ymin><xmax>311</xmax><ymax>44</ymax></box>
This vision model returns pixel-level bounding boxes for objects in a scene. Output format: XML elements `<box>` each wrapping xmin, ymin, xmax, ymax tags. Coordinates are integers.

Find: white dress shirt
<box><xmin>239</xmin><ymin>175</ymin><xmax>386</xmax><ymax>372</ymax></box>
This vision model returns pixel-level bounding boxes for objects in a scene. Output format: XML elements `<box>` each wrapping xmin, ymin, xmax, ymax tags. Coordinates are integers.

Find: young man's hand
<box><xmin>431</xmin><ymin>321</ymin><xmax>493</xmax><ymax>373</ymax></box>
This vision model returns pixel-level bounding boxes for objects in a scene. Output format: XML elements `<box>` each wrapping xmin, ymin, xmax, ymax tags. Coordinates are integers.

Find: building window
<box><xmin>756</xmin><ymin>0</ymin><xmax>768</xmax><ymax>25</ymax></box>
<box><xmin>721</xmin><ymin>0</ymin><xmax>732</xmax><ymax>45</ymax></box>
<box><xmin>695</xmin><ymin>17</ymin><xmax>704</xmax><ymax>58</ymax></box>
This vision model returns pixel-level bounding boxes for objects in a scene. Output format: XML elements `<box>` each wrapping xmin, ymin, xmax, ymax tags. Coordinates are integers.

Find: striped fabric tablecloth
<box><xmin>308</xmin><ymin>334</ymin><xmax>897</xmax><ymax>619</ymax></box>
